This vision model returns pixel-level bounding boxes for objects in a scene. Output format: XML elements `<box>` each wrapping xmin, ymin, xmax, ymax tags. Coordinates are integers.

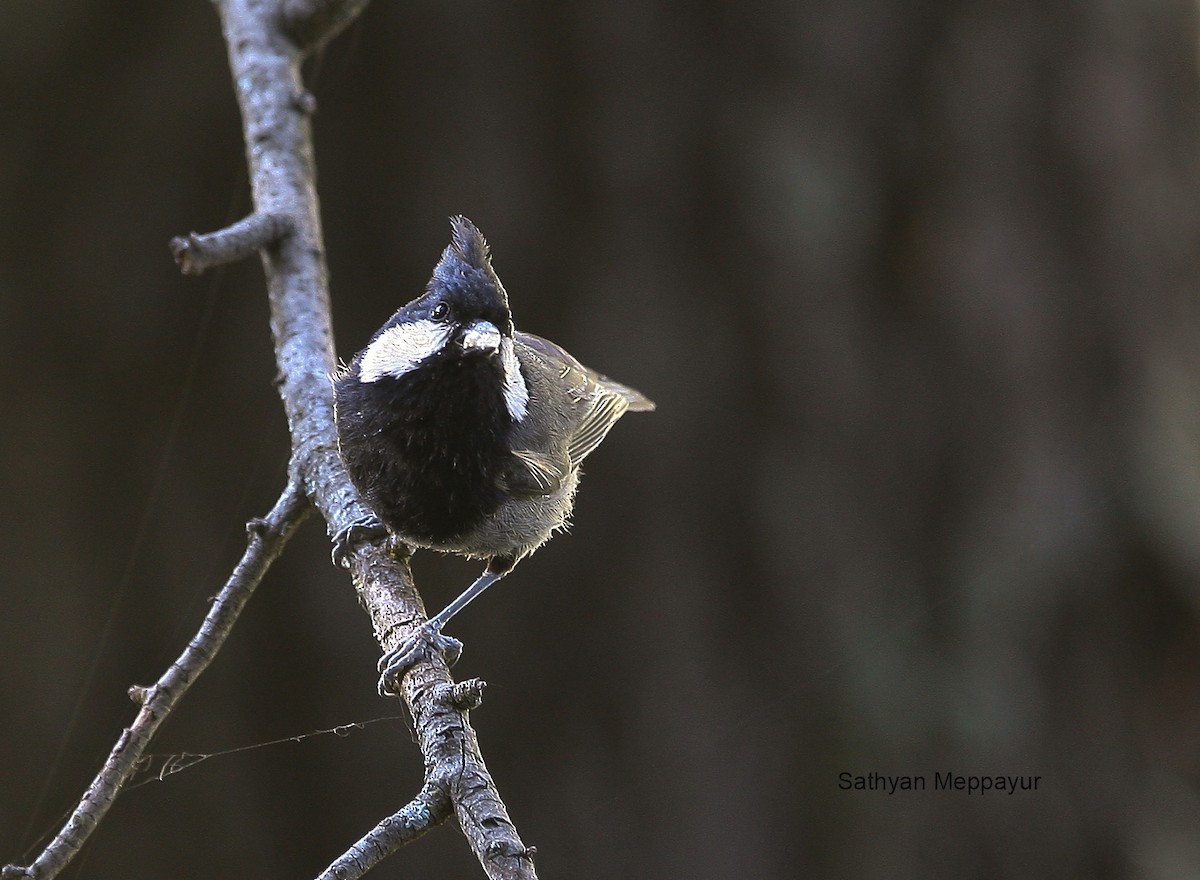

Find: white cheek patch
<box><xmin>500</xmin><ymin>336</ymin><xmax>529</xmax><ymax>422</ymax></box>
<box><xmin>358</xmin><ymin>319</ymin><xmax>453</xmax><ymax>383</ymax></box>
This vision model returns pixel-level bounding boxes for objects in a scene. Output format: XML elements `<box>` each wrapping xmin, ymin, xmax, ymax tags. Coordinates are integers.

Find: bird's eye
<box><xmin>431</xmin><ymin>302</ymin><xmax>451</xmax><ymax>321</ymax></box>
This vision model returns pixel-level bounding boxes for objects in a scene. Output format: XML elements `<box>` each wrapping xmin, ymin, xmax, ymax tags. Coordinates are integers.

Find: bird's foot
<box><xmin>331</xmin><ymin>516</ymin><xmax>390</xmax><ymax>567</ymax></box>
<box><xmin>376</xmin><ymin>623</ymin><xmax>463</xmax><ymax>697</ymax></box>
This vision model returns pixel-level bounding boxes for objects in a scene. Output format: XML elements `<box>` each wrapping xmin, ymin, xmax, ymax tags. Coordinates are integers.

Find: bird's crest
<box><xmin>448</xmin><ymin>215</ymin><xmax>491</xmax><ymax>269</ymax></box>
<box><xmin>429</xmin><ymin>215</ymin><xmax>512</xmax><ymax>319</ymax></box>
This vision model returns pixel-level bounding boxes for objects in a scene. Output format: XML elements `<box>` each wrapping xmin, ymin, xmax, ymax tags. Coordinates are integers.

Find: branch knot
<box><xmin>432</xmin><ymin>678</ymin><xmax>487</xmax><ymax>711</ymax></box>
<box><xmin>486</xmin><ymin>840</ymin><xmax>537</xmax><ymax>860</ymax></box>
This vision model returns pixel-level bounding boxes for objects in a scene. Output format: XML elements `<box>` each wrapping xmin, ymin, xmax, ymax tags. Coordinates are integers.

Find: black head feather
<box><xmin>426</xmin><ymin>216</ymin><xmax>514</xmax><ymax>334</ymax></box>
<box><xmin>448</xmin><ymin>215</ymin><xmax>491</xmax><ymax>267</ymax></box>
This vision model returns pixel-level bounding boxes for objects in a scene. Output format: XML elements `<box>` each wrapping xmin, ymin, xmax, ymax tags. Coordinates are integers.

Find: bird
<box><xmin>333</xmin><ymin>216</ymin><xmax>654</xmax><ymax>696</ymax></box>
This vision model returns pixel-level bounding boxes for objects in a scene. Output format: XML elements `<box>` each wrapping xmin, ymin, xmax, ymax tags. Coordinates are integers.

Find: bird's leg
<box><xmin>330</xmin><ymin>515</ymin><xmax>390</xmax><ymax>567</ymax></box>
<box><xmin>377</xmin><ymin>556</ymin><xmax>516</xmax><ymax>697</ymax></box>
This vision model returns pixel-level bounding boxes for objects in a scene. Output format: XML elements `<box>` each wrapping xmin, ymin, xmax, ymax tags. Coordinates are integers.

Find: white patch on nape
<box><xmin>500</xmin><ymin>336</ymin><xmax>529</xmax><ymax>421</ymax></box>
<box><xmin>358</xmin><ymin>319</ymin><xmax>453</xmax><ymax>383</ymax></box>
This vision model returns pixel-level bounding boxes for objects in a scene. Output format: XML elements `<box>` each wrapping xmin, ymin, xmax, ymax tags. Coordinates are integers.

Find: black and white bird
<box><xmin>333</xmin><ymin>216</ymin><xmax>654</xmax><ymax>695</ymax></box>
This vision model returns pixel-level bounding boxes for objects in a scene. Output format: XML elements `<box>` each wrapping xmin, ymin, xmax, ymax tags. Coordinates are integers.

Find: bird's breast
<box><xmin>337</xmin><ymin>354</ymin><xmax>513</xmax><ymax>546</ymax></box>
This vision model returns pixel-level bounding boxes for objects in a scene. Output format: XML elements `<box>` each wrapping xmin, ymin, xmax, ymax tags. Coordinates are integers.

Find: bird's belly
<box><xmin>433</xmin><ymin>469</ymin><xmax>580</xmax><ymax>560</ymax></box>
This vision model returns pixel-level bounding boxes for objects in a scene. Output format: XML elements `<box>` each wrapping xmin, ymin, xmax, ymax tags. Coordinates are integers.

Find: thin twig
<box><xmin>317</xmin><ymin>781</ymin><xmax>452</xmax><ymax>880</ymax></box>
<box><xmin>170</xmin><ymin>211</ymin><xmax>293</xmax><ymax>275</ymax></box>
<box><xmin>1</xmin><ymin>483</ymin><xmax>310</xmax><ymax>880</ymax></box>
<box><xmin>280</xmin><ymin>0</ymin><xmax>373</xmax><ymax>55</ymax></box>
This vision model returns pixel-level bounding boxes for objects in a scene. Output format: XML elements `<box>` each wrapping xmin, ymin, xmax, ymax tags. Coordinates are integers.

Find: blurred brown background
<box><xmin>3</xmin><ymin>1</ymin><xmax>1200</xmax><ymax>878</ymax></box>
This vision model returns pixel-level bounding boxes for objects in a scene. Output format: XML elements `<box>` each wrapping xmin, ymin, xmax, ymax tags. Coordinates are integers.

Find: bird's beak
<box><xmin>459</xmin><ymin>320</ymin><xmax>501</xmax><ymax>354</ymax></box>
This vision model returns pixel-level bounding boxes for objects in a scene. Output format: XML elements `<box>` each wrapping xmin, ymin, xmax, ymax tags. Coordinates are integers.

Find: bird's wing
<box><xmin>502</xmin><ymin>448</ymin><xmax>567</xmax><ymax>496</ymax></box>
<box><xmin>514</xmin><ymin>332</ymin><xmax>654</xmax><ymax>470</ymax></box>
<box><xmin>516</xmin><ymin>332</ymin><xmax>655</xmax><ymax>411</ymax></box>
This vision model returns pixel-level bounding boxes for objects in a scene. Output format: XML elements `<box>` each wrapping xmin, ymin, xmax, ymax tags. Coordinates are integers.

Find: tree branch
<box><xmin>317</xmin><ymin>782</ymin><xmax>452</xmax><ymax>880</ymax></box>
<box><xmin>338</xmin><ymin>550</ymin><xmax>537</xmax><ymax>879</ymax></box>
<box><xmin>2</xmin><ymin>483</ymin><xmax>310</xmax><ymax>880</ymax></box>
<box><xmin>212</xmin><ymin>0</ymin><xmax>539</xmax><ymax>876</ymax></box>
<box><xmin>170</xmin><ymin>211</ymin><xmax>293</xmax><ymax>275</ymax></box>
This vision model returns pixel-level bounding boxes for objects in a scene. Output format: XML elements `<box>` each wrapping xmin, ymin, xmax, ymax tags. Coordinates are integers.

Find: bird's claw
<box><xmin>377</xmin><ymin>624</ymin><xmax>464</xmax><ymax>697</ymax></box>
<box><xmin>331</xmin><ymin>517</ymin><xmax>390</xmax><ymax>567</ymax></box>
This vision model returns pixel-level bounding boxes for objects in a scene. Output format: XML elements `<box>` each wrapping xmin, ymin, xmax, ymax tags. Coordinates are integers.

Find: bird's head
<box><xmin>353</xmin><ymin>216</ymin><xmax>529</xmax><ymax>419</ymax></box>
